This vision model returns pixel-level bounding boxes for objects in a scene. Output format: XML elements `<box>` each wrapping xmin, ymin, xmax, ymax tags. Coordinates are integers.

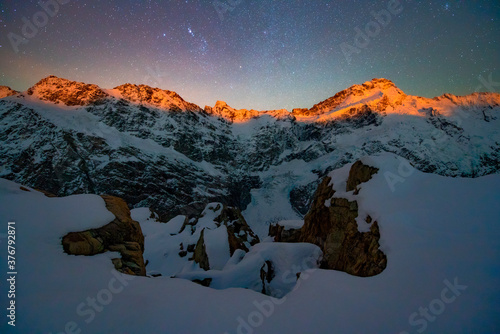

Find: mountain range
<box><xmin>0</xmin><ymin>75</ymin><xmax>499</xmax><ymax>236</ymax></box>
<box><xmin>1</xmin><ymin>76</ymin><xmax>500</xmax><ymax>332</ymax></box>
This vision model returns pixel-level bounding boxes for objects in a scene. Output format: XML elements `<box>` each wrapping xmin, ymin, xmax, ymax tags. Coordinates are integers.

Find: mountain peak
<box><xmin>27</xmin><ymin>75</ymin><xmax>108</xmax><ymax>106</ymax></box>
<box><xmin>0</xmin><ymin>85</ymin><xmax>19</xmax><ymax>99</ymax></box>
<box><xmin>205</xmin><ymin>101</ymin><xmax>292</xmax><ymax>123</ymax></box>
<box><xmin>293</xmin><ymin>78</ymin><xmax>406</xmax><ymax>118</ymax></box>
<box><xmin>113</xmin><ymin>83</ymin><xmax>202</xmax><ymax>112</ymax></box>
<box><xmin>204</xmin><ymin>100</ymin><xmax>254</xmax><ymax>122</ymax></box>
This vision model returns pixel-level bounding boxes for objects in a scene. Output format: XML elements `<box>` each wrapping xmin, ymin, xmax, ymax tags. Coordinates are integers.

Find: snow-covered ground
<box><xmin>0</xmin><ymin>153</ymin><xmax>499</xmax><ymax>333</ymax></box>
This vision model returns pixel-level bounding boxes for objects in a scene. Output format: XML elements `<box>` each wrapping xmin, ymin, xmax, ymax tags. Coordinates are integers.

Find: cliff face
<box><xmin>62</xmin><ymin>195</ymin><xmax>146</xmax><ymax>276</ymax></box>
<box><xmin>299</xmin><ymin>161</ymin><xmax>387</xmax><ymax>277</ymax></box>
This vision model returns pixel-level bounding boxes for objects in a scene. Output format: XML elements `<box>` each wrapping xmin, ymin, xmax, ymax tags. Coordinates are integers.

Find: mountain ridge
<box><xmin>1</xmin><ymin>75</ymin><xmax>499</xmax><ymax>227</ymax></box>
<box><xmin>4</xmin><ymin>75</ymin><xmax>499</xmax><ymax>122</ymax></box>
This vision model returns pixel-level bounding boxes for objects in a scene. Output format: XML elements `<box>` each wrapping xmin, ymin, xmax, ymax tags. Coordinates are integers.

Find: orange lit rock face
<box><xmin>26</xmin><ymin>75</ymin><xmax>108</xmax><ymax>106</ymax></box>
<box><xmin>17</xmin><ymin>76</ymin><xmax>500</xmax><ymax>124</ymax></box>
<box><xmin>291</xmin><ymin>78</ymin><xmax>408</xmax><ymax>120</ymax></box>
<box><xmin>0</xmin><ymin>86</ymin><xmax>18</xmax><ymax>99</ymax></box>
<box><xmin>114</xmin><ymin>83</ymin><xmax>202</xmax><ymax>112</ymax></box>
<box><xmin>204</xmin><ymin>100</ymin><xmax>291</xmax><ymax>123</ymax></box>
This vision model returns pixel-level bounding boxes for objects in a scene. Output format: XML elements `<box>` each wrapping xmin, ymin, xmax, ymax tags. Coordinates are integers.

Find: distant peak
<box><xmin>0</xmin><ymin>85</ymin><xmax>19</xmax><ymax>99</ymax></box>
<box><xmin>214</xmin><ymin>100</ymin><xmax>229</xmax><ymax>107</ymax></box>
<box><xmin>113</xmin><ymin>83</ymin><xmax>202</xmax><ymax>112</ymax></box>
<box><xmin>27</xmin><ymin>76</ymin><xmax>108</xmax><ymax>106</ymax></box>
<box><xmin>293</xmin><ymin>78</ymin><xmax>405</xmax><ymax>117</ymax></box>
<box><xmin>206</xmin><ymin>101</ymin><xmax>292</xmax><ymax>123</ymax></box>
<box><xmin>31</xmin><ymin>75</ymin><xmax>81</xmax><ymax>87</ymax></box>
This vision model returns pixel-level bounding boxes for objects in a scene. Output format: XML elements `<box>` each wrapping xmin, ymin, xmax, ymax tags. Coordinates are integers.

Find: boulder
<box><xmin>62</xmin><ymin>195</ymin><xmax>146</xmax><ymax>276</ymax></box>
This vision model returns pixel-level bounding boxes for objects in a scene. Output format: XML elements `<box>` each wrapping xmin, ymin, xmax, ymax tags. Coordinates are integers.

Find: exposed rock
<box><xmin>269</xmin><ymin>221</ymin><xmax>302</xmax><ymax>243</ymax></box>
<box><xmin>213</xmin><ymin>205</ymin><xmax>260</xmax><ymax>254</ymax></box>
<box><xmin>114</xmin><ymin>83</ymin><xmax>202</xmax><ymax>112</ymax></box>
<box><xmin>204</xmin><ymin>100</ymin><xmax>292</xmax><ymax>123</ymax></box>
<box><xmin>260</xmin><ymin>260</ymin><xmax>275</xmax><ymax>295</ymax></box>
<box><xmin>2</xmin><ymin>76</ymin><xmax>499</xmax><ymax>227</ymax></box>
<box><xmin>164</xmin><ymin>203</ymin><xmax>259</xmax><ymax>275</ymax></box>
<box><xmin>193</xmin><ymin>228</ymin><xmax>210</xmax><ymax>271</ymax></box>
<box><xmin>300</xmin><ymin>163</ymin><xmax>387</xmax><ymax>277</ymax></box>
<box><xmin>27</xmin><ymin>76</ymin><xmax>108</xmax><ymax>106</ymax></box>
<box><xmin>289</xmin><ymin>182</ymin><xmax>318</xmax><ymax>216</ymax></box>
<box><xmin>62</xmin><ymin>195</ymin><xmax>146</xmax><ymax>276</ymax></box>
<box><xmin>175</xmin><ymin>242</ymin><xmax>321</xmax><ymax>298</ymax></box>
<box><xmin>0</xmin><ymin>85</ymin><xmax>19</xmax><ymax>99</ymax></box>
<box><xmin>192</xmin><ymin>278</ymin><xmax>212</xmax><ymax>287</ymax></box>
<box><xmin>346</xmin><ymin>160</ymin><xmax>379</xmax><ymax>192</ymax></box>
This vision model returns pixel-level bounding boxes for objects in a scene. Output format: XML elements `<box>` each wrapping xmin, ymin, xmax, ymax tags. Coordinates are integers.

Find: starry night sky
<box><xmin>0</xmin><ymin>0</ymin><xmax>499</xmax><ymax>110</ymax></box>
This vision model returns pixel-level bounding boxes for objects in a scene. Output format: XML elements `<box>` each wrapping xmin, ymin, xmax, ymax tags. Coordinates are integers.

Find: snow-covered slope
<box><xmin>1</xmin><ymin>152</ymin><xmax>499</xmax><ymax>333</ymax></box>
<box><xmin>0</xmin><ymin>76</ymin><xmax>499</xmax><ymax>231</ymax></box>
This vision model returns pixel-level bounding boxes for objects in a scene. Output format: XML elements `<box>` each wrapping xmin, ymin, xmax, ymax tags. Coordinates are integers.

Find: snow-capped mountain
<box><xmin>0</xmin><ymin>85</ymin><xmax>18</xmax><ymax>99</ymax></box>
<box><xmin>205</xmin><ymin>100</ymin><xmax>292</xmax><ymax>122</ymax></box>
<box><xmin>0</xmin><ymin>76</ymin><xmax>499</xmax><ymax>234</ymax></box>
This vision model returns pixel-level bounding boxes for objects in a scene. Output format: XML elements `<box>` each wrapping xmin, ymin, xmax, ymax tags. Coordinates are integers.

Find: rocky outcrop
<box><xmin>269</xmin><ymin>221</ymin><xmax>302</xmax><ymax>243</ymax></box>
<box><xmin>346</xmin><ymin>160</ymin><xmax>379</xmax><ymax>193</ymax></box>
<box><xmin>176</xmin><ymin>203</ymin><xmax>260</xmax><ymax>271</ymax></box>
<box><xmin>300</xmin><ymin>162</ymin><xmax>387</xmax><ymax>277</ymax></box>
<box><xmin>213</xmin><ymin>205</ymin><xmax>260</xmax><ymax>254</ymax></box>
<box><xmin>193</xmin><ymin>229</ymin><xmax>210</xmax><ymax>271</ymax></box>
<box><xmin>27</xmin><ymin>75</ymin><xmax>108</xmax><ymax>106</ymax></box>
<box><xmin>62</xmin><ymin>195</ymin><xmax>146</xmax><ymax>276</ymax></box>
<box><xmin>260</xmin><ymin>260</ymin><xmax>275</xmax><ymax>295</ymax></box>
